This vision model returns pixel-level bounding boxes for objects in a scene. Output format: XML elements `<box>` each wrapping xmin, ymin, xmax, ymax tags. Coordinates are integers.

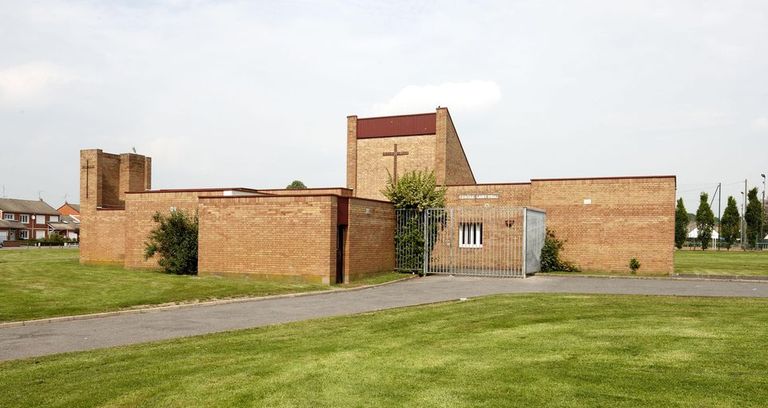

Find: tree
<box><xmin>745</xmin><ymin>187</ymin><xmax>764</xmax><ymax>249</ymax></box>
<box><xmin>674</xmin><ymin>198</ymin><xmax>688</xmax><ymax>249</ymax></box>
<box><xmin>720</xmin><ymin>196</ymin><xmax>740</xmax><ymax>250</ymax></box>
<box><xmin>382</xmin><ymin>170</ymin><xmax>446</xmax><ymax>211</ymax></box>
<box><xmin>695</xmin><ymin>192</ymin><xmax>715</xmax><ymax>250</ymax></box>
<box><xmin>383</xmin><ymin>170</ymin><xmax>446</xmax><ymax>275</ymax></box>
<box><xmin>144</xmin><ymin>210</ymin><xmax>198</xmax><ymax>275</ymax></box>
<box><xmin>286</xmin><ymin>180</ymin><xmax>307</xmax><ymax>190</ymax></box>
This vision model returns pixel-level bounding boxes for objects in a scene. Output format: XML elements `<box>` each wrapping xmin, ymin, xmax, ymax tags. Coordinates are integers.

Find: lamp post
<box><xmin>762</xmin><ymin>174</ymin><xmax>766</xmax><ymax>249</ymax></box>
<box><xmin>741</xmin><ymin>191</ymin><xmax>746</xmax><ymax>249</ymax></box>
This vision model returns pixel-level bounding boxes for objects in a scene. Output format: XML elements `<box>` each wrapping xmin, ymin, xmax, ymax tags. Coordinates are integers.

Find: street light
<box><xmin>762</xmin><ymin>174</ymin><xmax>766</xmax><ymax>249</ymax></box>
<box><xmin>741</xmin><ymin>191</ymin><xmax>746</xmax><ymax>249</ymax></box>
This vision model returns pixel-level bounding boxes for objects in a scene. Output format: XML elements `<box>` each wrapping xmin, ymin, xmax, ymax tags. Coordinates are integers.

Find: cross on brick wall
<box><xmin>81</xmin><ymin>160</ymin><xmax>95</xmax><ymax>199</ymax></box>
<box><xmin>383</xmin><ymin>143</ymin><xmax>409</xmax><ymax>183</ymax></box>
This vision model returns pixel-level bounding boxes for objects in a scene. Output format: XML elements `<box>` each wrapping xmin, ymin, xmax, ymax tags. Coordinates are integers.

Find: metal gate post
<box><xmin>521</xmin><ymin>208</ymin><xmax>527</xmax><ymax>278</ymax></box>
<box><xmin>422</xmin><ymin>210</ymin><xmax>428</xmax><ymax>277</ymax></box>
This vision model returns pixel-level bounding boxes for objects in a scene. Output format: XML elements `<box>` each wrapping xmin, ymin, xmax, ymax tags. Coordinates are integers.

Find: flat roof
<box><xmin>531</xmin><ymin>175</ymin><xmax>676</xmax><ymax>182</ymax></box>
<box><xmin>125</xmin><ymin>187</ymin><xmax>261</xmax><ymax>194</ymax></box>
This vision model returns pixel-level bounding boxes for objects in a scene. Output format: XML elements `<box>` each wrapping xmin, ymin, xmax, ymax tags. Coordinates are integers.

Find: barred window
<box><xmin>459</xmin><ymin>222</ymin><xmax>483</xmax><ymax>248</ymax></box>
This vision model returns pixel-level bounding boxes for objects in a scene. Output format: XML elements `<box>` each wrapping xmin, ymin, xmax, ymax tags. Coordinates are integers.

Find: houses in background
<box><xmin>0</xmin><ymin>198</ymin><xmax>80</xmax><ymax>244</ymax></box>
<box><xmin>57</xmin><ymin>202</ymin><xmax>80</xmax><ymax>219</ymax></box>
<box><xmin>52</xmin><ymin>203</ymin><xmax>81</xmax><ymax>240</ymax></box>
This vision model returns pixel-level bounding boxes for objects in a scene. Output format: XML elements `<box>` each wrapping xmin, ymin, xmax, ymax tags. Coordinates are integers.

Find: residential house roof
<box><xmin>0</xmin><ymin>198</ymin><xmax>60</xmax><ymax>215</ymax></box>
<box><xmin>0</xmin><ymin>219</ymin><xmax>26</xmax><ymax>229</ymax></box>
<box><xmin>59</xmin><ymin>203</ymin><xmax>80</xmax><ymax>213</ymax></box>
<box><xmin>49</xmin><ymin>215</ymin><xmax>80</xmax><ymax>232</ymax></box>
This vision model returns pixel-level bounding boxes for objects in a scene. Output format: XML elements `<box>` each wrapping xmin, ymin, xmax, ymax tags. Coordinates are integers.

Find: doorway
<box><xmin>336</xmin><ymin>225</ymin><xmax>346</xmax><ymax>284</ymax></box>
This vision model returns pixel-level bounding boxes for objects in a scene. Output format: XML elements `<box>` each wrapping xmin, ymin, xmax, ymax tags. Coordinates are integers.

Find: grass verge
<box><xmin>0</xmin><ymin>248</ymin><xmax>330</xmax><ymax>322</ymax></box>
<box><xmin>674</xmin><ymin>250</ymin><xmax>768</xmax><ymax>276</ymax></box>
<box><xmin>541</xmin><ymin>250</ymin><xmax>768</xmax><ymax>277</ymax></box>
<box><xmin>1</xmin><ymin>294</ymin><xmax>767</xmax><ymax>407</ymax></box>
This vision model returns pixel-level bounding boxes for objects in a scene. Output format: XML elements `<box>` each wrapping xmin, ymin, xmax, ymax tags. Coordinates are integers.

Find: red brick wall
<box><xmin>354</xmin><ymin>134</ymin><xmax>437</xmax><ymax>201</ymax></box>
<box><xmin>80</xmin><ymin>209</ymin><xmax>126</xmax><ymax>264</ymax></box>
<box><xmin>119</xmin><ymin>153</ymin><xmax>152</xmax><ymax>203</ymax></box>
<box><xmin>198</xmin><ymin>195</ymin><xmax>337</xmax><ymax>283</ymax></box>
<box><xmin>445</xmin><ymin>178</ymin><xmax>676</xmax><ymax>274</ymax></box>
<box><xmin>123</xmin><ymin>191</ymin><xmax>205</xmax><ymax>269</ymax></box>
<box><xmin>80</xmin><ymin>149</ymin><xmax>153</xmax><ymax>265</ymax></box>
<box><xmin>349</xmin><ymin>108</ymin><xmax>476</xmax><ymax>199</ymax></box>
<box><xmin>345</xmin><ymin>198</ymin><xmax>396</xmax><ymax>280</ymax></box>
<box><xmin>446</xmin><ymin>184</ymin><xmax>532</xmax><ymax>207</ymax></box>
<box><xmin>346</xmin><ymin>116</ymin><xmax>358</xmax><ymax>192</ymax></box>
<box><xmin>99</xmin><ymin>153</ymin><xmax>122</xmax><ymax>209</ymax></box>
<box><xmin>531</xmin><ymin>177</ymin><xmax>676</xmax><ymax>274</ymax></box>
<box><xmin>439</xmin><ymin>108</ymin><xmax>476</xmax><ymax>186</ymax></box>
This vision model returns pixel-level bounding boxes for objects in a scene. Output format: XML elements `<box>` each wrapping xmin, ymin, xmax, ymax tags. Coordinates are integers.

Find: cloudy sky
<box><xmin>1</xmin><ymin>0</ymin><xmax>766</xmax><ymax>213</ymax></box>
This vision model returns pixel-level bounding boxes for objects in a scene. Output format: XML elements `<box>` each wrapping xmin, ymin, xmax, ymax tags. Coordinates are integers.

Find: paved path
<box><xmin>2</xmin><ymin>275</ymin><xmax>767</xmax><ymax>362</ymax></box>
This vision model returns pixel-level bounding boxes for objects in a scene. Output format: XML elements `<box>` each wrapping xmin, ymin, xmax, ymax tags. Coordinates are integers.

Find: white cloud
<box><xmin>0</xmin><ymin>62</ymin><xmax>70</xmax><ymax>107</ymax></box>
<box><xmin>147</xmin><ymin>137</ymin><xmax>186</xmax><ymax>166</ymax></box>
<box><xmin>372</xmin><ymin>80</ymin><xmax>502</xmax><ymax>115</ymax></box>
<box><xmin>751</xmin><ymin>117</ymin><xmax>768</xmax><ymax>132</ymax></box>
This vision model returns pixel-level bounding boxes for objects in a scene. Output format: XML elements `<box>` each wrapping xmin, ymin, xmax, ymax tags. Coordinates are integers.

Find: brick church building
<box><xmin>80</xmin><ymin>107</ymin><xmax>675</xmax><ymax>283</ymax></box>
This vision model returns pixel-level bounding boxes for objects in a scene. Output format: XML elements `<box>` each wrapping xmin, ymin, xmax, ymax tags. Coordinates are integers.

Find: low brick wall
<box><xmin>197</xmin><ymin>195</ymin><xmax>337</xmax><ymax>284</ymax></box>
<box><xmin>123</xmin><ymin>191</ymin><xmax>205</xmax><ymax>269</ymax></box>
<box><xmin>80</xmin><ymin>209</ymin><xmax>126</xmax><ymax>264</ymax></box>
<box><xmin>345</xmin><ymin>198</ymin><xmax>396</xmax><ymax>281</ymax></box>
<box><xmin>445</xmin><ymin>177</ymin><xmax>676</xmax><ymax>274</ymax></box>
<box><xmin>531</xmin><ymin>177</ymin><xmax>676</xmax><ymax>274</ymax></box>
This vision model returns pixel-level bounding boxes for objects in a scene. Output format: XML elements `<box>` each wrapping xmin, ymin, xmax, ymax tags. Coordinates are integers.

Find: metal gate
<box><xmin>395</xmin><ymin>207</ymin><xmax>546</xmax><ymax>278</ymax></box>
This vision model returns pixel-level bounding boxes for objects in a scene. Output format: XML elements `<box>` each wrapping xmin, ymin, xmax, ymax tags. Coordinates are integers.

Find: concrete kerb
<box><xmin>0</xmin><ymin>274</ymin><xmax>419</xmax><ymax>329</ymax></box>
<box><xmin>543</xmin><ymin>273</ymin><xmax>768</xmax><ymax>284</ymax></box>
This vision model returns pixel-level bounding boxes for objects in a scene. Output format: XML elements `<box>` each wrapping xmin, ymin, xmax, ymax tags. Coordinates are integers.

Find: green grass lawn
<box><xmin>544</xmin><ymin>250</ymin><xmax>768</xmax><ymax>277</ymax></box>
<box><xmin>0</xmin><ymin>249</ymin><xmax>405</xmax><ymax>323</ymax></box>
<box><xmin>1</xmin><ymin>294</ymin><xmax>766</xmax><ymax>407</ymax></box>
<box><xmin>674</xmin><ymin>250</ymin><xmax>768</xmax><ymax>276</ymax></box>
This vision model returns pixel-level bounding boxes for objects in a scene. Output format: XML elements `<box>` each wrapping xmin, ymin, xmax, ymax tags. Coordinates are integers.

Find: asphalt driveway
<box><xmin>1</xmin><ymin>275</ymin><xmax>767</xmax><ymax>362</ymax></box>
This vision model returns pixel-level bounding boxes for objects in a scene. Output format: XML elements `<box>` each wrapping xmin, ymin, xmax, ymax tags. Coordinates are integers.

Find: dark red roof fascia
<box><xmin>357</xmin><ymin>113</ymin><xmax>436</xmax><ymax>139</ymax></box>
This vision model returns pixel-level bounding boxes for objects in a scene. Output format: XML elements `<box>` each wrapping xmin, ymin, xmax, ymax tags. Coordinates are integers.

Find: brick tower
<box><xmin>79</xmin><ymin>149</ymin><xmax>151</xmax><ymax>263</ymax></box>
<box><xmin>346</xmin><ymin>107</ymin><xmax>475</xmax><ymax>200</ymax></box>
<box><xmin>79</xmin><ymin>149</ymin><xmax>152</xmax><ymax>212</ymax></box>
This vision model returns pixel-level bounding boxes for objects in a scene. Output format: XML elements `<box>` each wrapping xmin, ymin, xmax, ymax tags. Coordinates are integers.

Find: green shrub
<box><xmin>394</xmin><ymin>214</ymin><xmax>425</xmax><ymax>272</ymax></box>
<box><xmin>629</xmin><ymin>258</ymin><xmax>641</xmax><ymax>274</ymax></box>
<box><xmin>144</xmin><ymin>210</ymin><xmax>198</xmax><ymax>275</ymax></box>
<box><xmin>384</xmin><ymin>170</ymin><xmax>446</xmax><ymax>275</ymax></box>
<box><xmin>382</xmin><ymin>170</ymin><xmax>446</xmax><ymax>211</ymax></box>
<box><xmin>45</xmin><ymin>233</ymin><xmax>65</xmax><ymax>245</ymax></box>
<box><xmin>540</xmin><ymin>229</ymin><xmax>579</xmax><ymax>272</ymax></box>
